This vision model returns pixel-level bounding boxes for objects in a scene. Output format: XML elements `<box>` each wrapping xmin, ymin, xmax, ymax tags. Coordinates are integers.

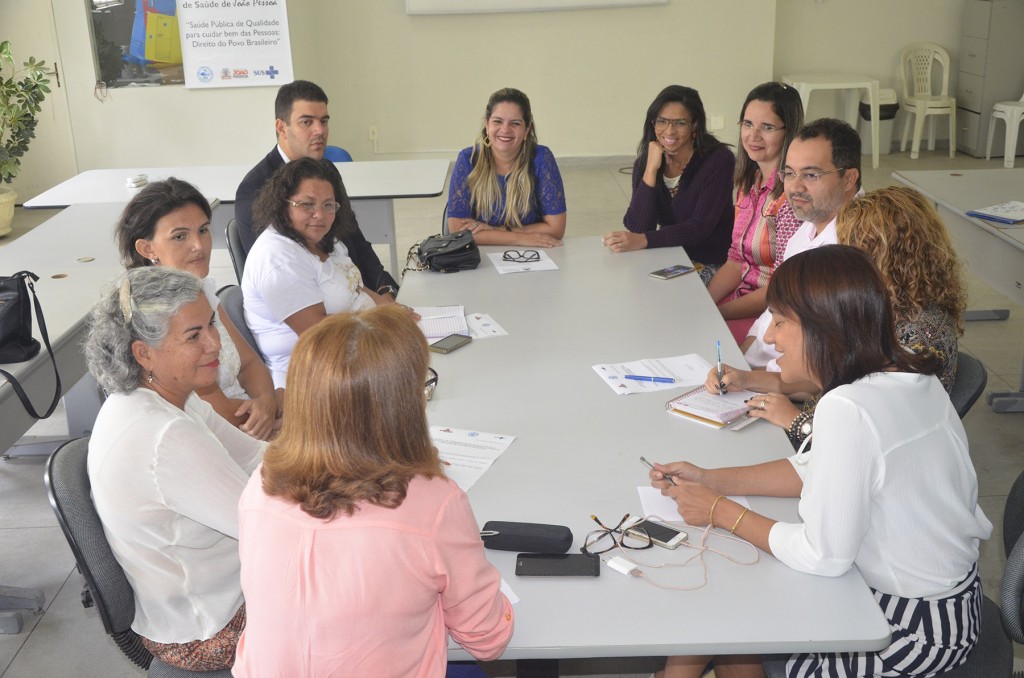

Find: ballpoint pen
<box><xmin>624</xmin><ymin>375</ymin><xmax>675</xmax><ymax>384</ymax></box>
<box><xmin>716</xmin><ymin>340</ymin><xmax>725</xmax><ymax>395</ymax></box>
<box><xmin>639</xmin><ymin>456</ymin><xmax>677</xmax><ymax>485</ymax></box>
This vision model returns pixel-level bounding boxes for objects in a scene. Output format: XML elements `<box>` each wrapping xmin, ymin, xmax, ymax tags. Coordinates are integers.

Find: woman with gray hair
<box><xmin>84</xmin><ymin>266</ymin><xmax>265</xmax><ymax>672</ymax></box>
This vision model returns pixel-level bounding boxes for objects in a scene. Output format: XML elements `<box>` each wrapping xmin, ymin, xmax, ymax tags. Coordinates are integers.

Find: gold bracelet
<box><xmin>709</xmin><ymin>495</ymin><xmax>725</xmax><ymax>528</ymax></box>
<box><xmin>730</xmin><ymin>507</ymin><xmax>750</xmax><ymax>534</ymax></box>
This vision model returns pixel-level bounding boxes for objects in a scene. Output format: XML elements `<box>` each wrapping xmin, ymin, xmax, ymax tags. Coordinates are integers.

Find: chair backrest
<box><xmin>1002</xmin><ymin>468</ymin><xmax>1024</xmax><ymax>645</ymax></box>
<box><xmin>900</xmin><ymin>42</ymin><xmax>951</xmax><ymax>99</ymax></box>
<box><xmin>216</xmin><ymin>285</ymin><xmax>263</xmax><ymax>359</ymax></box>
<box><xmin>44</xmin><ymin>438</ymin><xmax>153</xmax><ymax>670</ymax></box>
<box><xmin>324</xmin><ymin>145</ymin><xmax>353</xmax><ymax>162</ymax></box>
<box><xmin>225</xmin><ymin>219</ymin><xmax>246</xmax><ymax>284</ymax></box>
<box><xmin>949</xmin><ymin>351</ymin><xmax>987</xmax><ymax>419</ymax></box>
<box><xmin>441</xmin><ymin>202</ymin><xmax>449</xmax><ymax>235</ymax></box>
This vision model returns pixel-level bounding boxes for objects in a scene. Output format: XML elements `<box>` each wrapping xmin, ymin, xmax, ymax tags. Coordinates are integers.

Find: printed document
<box><xmin>431</xmin><ymin>426</ymin><xmax>515</xmax><ymax>491</ymax></box>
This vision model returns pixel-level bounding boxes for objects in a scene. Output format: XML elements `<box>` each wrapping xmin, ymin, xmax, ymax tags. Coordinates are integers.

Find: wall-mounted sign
<box><xmin>178</xmin><ymin>0</ymin><xmax>293</xmax><ymax>88</ymax></box>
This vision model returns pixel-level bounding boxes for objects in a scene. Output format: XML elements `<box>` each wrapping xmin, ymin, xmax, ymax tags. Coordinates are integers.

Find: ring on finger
<box><xmin>760</xmin><ymin>399</ymin><xmax>767</xmax><ymax>409</ymax></box>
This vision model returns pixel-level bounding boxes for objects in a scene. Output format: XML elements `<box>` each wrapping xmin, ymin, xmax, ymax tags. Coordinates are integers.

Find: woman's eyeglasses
<box><xmin>424</xmin><ymin>367</ymin><xmax>438</xmax><ymax>401</ymax></box>
<box><xmin>653</xmin><ymin>117</ymin><xmax>692</xmax><ymax>132</ymax></box>
<box><xmin>285</xmin><ymin>199</ymin><xmax>342</xmax><ymax>214</ymax></box>
<box><xmin>738</xmin><ymin>120</ymin><xmax>785</xmax><ymax>136</ymax></box>
<box><xmin>502</xmin><ymin>249</ymin><xmax>540</xmax><ymax>263</ymax></box>
<box><xmin>580</xmin><ymin>514</ymin><xmax>653</xmax><ymax>556</ymax></box>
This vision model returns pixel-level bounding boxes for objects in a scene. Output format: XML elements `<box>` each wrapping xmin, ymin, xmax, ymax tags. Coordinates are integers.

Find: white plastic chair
<box><xmin>986</xmin><ymin>91</ymin><xmax>1024</xmax><ymax>169</ymax></box>
<box><xmin>899</xmin><ymin>42</ymin><xmax>956</xmax><ymax>159</ymax></box>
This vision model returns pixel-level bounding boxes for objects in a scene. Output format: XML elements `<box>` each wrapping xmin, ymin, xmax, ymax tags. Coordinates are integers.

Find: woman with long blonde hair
<box><xmin>447</xmin><ymin>87</ymin><xmax>566</xmax><ymax>247</ymax></box>
<box><xmin>234</xmin><ymin>306</ymin><xmax>513</xmax><ymax>676</ymax></box>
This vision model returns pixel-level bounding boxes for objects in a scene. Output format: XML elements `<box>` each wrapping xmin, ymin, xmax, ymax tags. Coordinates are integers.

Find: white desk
<box><xmin>398</xmin><ymin>239</ymin><xmax>890</xmax><ymax>665</ymax></box>
<box><xmin>782</xmin><ymin>73</ymin><xmax>881</xmax><ymax>170</ymax></box>
<box><xmin>22</xmin><ymin>159</ymin><xmax>452</xmax><ymax>275</ymax></box>
<box><xmin>893</xmin><ymin>168</ymin><xmax>1024</xmax><ymax>413</ymax></box>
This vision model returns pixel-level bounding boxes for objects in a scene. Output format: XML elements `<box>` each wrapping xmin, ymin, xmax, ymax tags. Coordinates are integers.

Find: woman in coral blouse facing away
<box><xmin>234</xmin><ymin>305</ymin><xmax>514</xmax><ymax>678</ymax></box>
<box><xmin>606</xmin><ymin>85</ymin><xmax>735</xmax><ymax>284</ymax></box>
<box><xmin>705</xmin><ymin>82</ymin><xmax>804</xmax><ymax>343</ymax></box>
<box><xmin>447</xmin><ymin>87</ymin><xmax>566</xmax><ymax>247</ymax></box>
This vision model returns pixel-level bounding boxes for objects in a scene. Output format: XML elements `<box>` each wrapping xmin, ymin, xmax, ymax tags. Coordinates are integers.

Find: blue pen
<box><xmin>716</xmin><ymin>340</ymin><xmax>725</xmax><ymax>395</ymax></box>
<box><xmin>624</xmin><ymin>374</ymin><xmax>675</xmax><ymax>384</ymax></box>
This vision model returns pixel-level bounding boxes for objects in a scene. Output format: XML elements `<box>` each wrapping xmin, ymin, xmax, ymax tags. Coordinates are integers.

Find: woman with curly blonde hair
<box><xmin>705</xmin><ymin>186</ymin><xmax>966</xmax><ymax>451</ymax></box>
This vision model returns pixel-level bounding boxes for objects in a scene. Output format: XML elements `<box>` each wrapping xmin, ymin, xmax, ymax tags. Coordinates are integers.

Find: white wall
<box><xmin>31</xmin><ymin>0</ymin><xmax>774</xmax><ymax>179</ymax></box>
<box><xmin>774</xmin><ymin>0</ymin><xmax>966</xmax><ymax>142</ymax></box>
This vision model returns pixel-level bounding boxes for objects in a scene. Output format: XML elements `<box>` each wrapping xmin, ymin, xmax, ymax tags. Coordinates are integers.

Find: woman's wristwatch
<box><xmin>787</xmin><ymin>411</ymin><xmax>813</xmax><ymax>443</ymax></box>
<box><xmin>376</xmin><ymin>284</ymin><xmax>399</xmax><ymax>298</ymax></box>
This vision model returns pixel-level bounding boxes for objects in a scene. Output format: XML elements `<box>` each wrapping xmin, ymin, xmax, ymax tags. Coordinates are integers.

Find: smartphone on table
<box><xmin>649</xmin><ymin>264</ymin><xmax>695</xmax><ymax>280</ymax></box>
<box><xmin>515</xmin><ymin>553</ymin><xmax>601</xmax><ymax>577</ymax></box>
<box><xmin>626</xmin><ymin>519</ymin><xmax>688</xmax><ymax>550</ymax></box>
<box><xmin>429</xmin><ymin>333</ymin><xmax>472</xmax><ymax>354</ymax></box>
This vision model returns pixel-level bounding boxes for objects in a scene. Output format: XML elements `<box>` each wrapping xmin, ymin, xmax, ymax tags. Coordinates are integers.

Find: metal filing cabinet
<box><xmin>956</xmin><ymin>0</ymin><xmax>1024</xmax><ymax>158</ymax></box>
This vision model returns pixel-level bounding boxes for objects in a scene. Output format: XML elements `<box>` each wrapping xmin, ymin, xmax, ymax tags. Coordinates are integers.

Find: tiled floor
<box><xmin>1</xmin><ymin>149</ymin><xmax>1022</xmax><ymax>677</ymax></box>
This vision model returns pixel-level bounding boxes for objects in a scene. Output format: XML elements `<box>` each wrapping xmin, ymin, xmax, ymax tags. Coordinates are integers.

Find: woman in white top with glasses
<box><xmin>242</xmin><ymin>157</ymin><xmax>398</xmax><ymax>387</ymax></box>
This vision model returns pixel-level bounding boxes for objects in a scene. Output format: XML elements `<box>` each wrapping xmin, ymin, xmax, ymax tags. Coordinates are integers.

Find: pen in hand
<box><xmin>640</xmin><ymin>456</ymin><xmax>677</xmax><ymax>486</ymax></box>
<box><xmin>716</xmin><ymin>340</ymin><xmax>725</xmax><ymax>395</ymax></box>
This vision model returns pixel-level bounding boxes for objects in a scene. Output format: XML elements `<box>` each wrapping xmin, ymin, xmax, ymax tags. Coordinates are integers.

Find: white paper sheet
<box><xmin>592</xmin><ymin>354</ymin><xmax>714</xmax><ymax>395</ymax></box>
<box><xmin>431</xmin><ymin>426</ymin><xmax>515</xmax><ymax>491</ymax></box>
<box><xmin>637</xmin><ymin>486</ymin><xmax>750</xmax><ymax>525</ymax></box>
<box><xmin>415</xmin><ymin>305</ymin><xmax>469</xmax><ymax>339</ymax></box>
<box><xmin>487</xmin><ymin>250</ymin><xmax>560</xmax><ymax>274</ymax></box>
<box><xmin>466</xmin><ymin>312</ymin><xmax>508</xmax><ymax>338</ymax></box>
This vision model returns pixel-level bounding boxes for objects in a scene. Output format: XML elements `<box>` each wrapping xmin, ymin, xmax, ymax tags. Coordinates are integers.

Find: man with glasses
<box><xmin>743</xmin><ymin>118</ymin><xmax>863</xmax><ymax>367</ymax></box>
<box><xmin>234</xmin><ymin>80</ymin><xmax>398</xmax><ymax>296</ymax></box>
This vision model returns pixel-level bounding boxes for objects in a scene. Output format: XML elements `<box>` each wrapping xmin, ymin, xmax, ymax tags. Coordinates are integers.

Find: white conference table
<box><xmin>22</xmin><ymin>159</ymin><xmax>452</xmax><ymax>276</ymax></box>
<box><xmin>0</xmin><ymin>203</ymin><xmax>136</xmax><ymax>453</ymax></box>
<box><xmin>399</xmin><ymin>238</ymin><xmax>890</xmax><ymax>669</ymax></box>
<box><xmin>893</xmin><ymin>168</ymin><xmax>1024</xmax><ymax>413</ymax></box>
<box><xmin>782</xmin><ymin>73</ymin><xmax>881</xmax><ymax>169</ymax></box>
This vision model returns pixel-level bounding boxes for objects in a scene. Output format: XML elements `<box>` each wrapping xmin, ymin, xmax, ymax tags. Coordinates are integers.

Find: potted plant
<box><xmin>0</xmin><ymin>40</ymin><xmax>51</xmax><ymax>237</ymax></box>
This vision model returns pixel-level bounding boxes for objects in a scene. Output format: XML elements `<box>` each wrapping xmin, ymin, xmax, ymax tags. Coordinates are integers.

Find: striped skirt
<box><xmin>784</xmin><ymin>565</ymin><xmax>981</xmax><ymax>678</ymax></box>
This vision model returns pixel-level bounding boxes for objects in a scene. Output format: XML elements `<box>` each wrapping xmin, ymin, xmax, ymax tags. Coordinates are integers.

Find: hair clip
<box><xmin>118</xmin><ymin>277</ymin><xmax>133</xmax><ymax>325</ymax></box>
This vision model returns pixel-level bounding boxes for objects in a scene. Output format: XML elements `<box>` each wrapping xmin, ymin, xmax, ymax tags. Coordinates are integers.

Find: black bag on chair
<box><xmin>0</xmin><ymin>271</ymin><xmax>62</xmax><ymax>419</ymax></box>
<box><xmin>415</xmin><ymin>231</ymin><xmax>481</xmax><ymax>273</ymax></box>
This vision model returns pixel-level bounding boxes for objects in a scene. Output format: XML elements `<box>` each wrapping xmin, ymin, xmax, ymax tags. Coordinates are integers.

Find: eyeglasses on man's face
<box><xmin>738</xmin><ymin>120</ymin><xmax>785</xmax><ymax>136</ymax></box>
<box><xmin>502</xmin><ymin>249</ymin><xmax>540</xmax><ymax>263</ymax></box>
<box><xmin>285</xmin><ymin>199</ymin><xmax>342</xmax><ymax>214</ymax></box>
<box><xmin>580</xmin><ymin>514</ymin><xmax>653</xmax><ymax>556</ymax></box>
<box><xmin>776</xmin><ymin>168</ymin><xmax>846</xmax><ymax>184</ymax></box>
<box><xmin>653</xmin><ymin>117</ymin><xmax>692</xmax><ymax>132</ymax></box>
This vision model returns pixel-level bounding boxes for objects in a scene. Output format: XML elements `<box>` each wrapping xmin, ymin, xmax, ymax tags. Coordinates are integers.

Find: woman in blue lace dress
<box><xmin>446</xmin><ymin>88</ymin><xmax>567</xmax><ymax>248</ymax></box>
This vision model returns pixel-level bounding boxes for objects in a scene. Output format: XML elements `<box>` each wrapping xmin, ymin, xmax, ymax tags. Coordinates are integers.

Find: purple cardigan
<box><xmin>623</xmin><ymin>144</ymin><xmax>735</xmax><ymax>265</ymax></box>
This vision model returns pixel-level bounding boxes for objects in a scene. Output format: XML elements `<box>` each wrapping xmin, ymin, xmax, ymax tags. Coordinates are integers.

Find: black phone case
<box><xmin>481</xmin><ymin>521</ymin><xmax>573</xmax><ymax>554</ymax></box>
<box><xmin>515</xmin><ymin>553</ymin><xmax>600</xmax><ymax>577</ymax></box>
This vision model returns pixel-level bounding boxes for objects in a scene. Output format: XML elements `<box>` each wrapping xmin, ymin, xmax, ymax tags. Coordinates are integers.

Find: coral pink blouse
<box><xmin>234</xmin><ymin>471</ymin><xmax>513</xmax><ymax>677</ymax></box>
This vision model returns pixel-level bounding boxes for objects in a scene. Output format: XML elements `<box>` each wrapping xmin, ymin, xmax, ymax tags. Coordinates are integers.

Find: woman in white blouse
<box><xmin>649</xmin><ymin>245</ymin><xmax>991</xmax><ymax>678</ymax></box>
<box><xmin>116</xmin><ymin>178</ymin><xmax>280</xmax><ymax>440</ymax></box>
<box><xmin>242</xmin><ymin>157</ymin><xmax>399</xmax><ymax>387</ymax></box>
<box><xmin>84</xmin><ymin>266</ymin><xmax>265</xmax><ymax>671</ymax></box>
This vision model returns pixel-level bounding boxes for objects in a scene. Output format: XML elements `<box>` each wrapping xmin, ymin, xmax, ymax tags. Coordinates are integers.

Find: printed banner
<box><xmin>178</xmin><ymin>0</ymin><xmax>293</xmax><ymax>88</ymax></box>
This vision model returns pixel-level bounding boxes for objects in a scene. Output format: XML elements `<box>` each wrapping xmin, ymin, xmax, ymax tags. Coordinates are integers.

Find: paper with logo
<box><xmin>430</xmin><ymin>426</ymin><xmax>515</xmax><ymax>491</ymax></box>
<box><xmin>466</xmin><ymin>312</ymin><xmax>508</xmax><ymax>339</ymax></box>
<box><xmin>592</xmin><ymin>353</ymin><xmax>712</xmax><ymax>395</ymax></box>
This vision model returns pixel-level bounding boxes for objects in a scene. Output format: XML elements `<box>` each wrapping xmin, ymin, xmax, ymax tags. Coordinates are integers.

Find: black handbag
<box><xmin>412</xmin><ymin>231</ymin><xmax>481</xmax><ymax>273</ymax></box>
<box><xmin>0</xmin><ymin>271</ymin><xmax>62</xmax><ymax>418</ymax></box>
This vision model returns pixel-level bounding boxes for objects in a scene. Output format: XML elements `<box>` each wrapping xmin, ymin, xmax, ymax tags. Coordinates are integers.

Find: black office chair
<box><xmin>441</xmin><ymin>203</ymin><xmax>449</xmax><ymax>235</ymax></box>
<box><xmin>225</xmin><ymin>218</ymin><xmax>246</xmax><ymax>284</ymax></box>
<box><xmin>216</xmin><ymin>285</ymin><xmax>262</xmax><ymax>359</ymax></box>
<box><xmin>950</xmin><ymin>351</ymin><xmax>988</xmax><ymax>419</ymax></box>
<box><xmin>45</xmin><ymin>438</ymin><xmax>232</xmax><ymax>678</ymax></box>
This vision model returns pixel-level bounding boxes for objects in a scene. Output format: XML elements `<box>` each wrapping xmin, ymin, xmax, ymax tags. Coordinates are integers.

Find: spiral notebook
<box><xmin>665</xmin><ymin>385</ymin><xmax>759</xmax><ymax>429</ymax></box>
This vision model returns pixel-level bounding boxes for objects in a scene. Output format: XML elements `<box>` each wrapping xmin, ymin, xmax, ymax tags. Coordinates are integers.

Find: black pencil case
<box><xmin>481</xmin><ymin>521</ymin><xmax>573</xmax><ymax>554</ymax></box>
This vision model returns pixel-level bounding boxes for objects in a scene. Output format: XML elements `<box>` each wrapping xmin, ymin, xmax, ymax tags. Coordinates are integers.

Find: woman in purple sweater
<box><xmin>605</xmin><ymin>85</ymin><xmax>735</xmax><ymax>284</ymax></box>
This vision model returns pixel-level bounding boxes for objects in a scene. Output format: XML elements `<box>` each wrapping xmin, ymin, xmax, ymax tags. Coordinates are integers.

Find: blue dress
<box><xmin>446</xmin><ymin>145</ymin><xmax>566</xmax><ymax>227</ymax></box>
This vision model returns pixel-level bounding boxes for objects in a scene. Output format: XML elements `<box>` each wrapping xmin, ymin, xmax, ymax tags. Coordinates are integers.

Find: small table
<box><xmin>782</xmin><ymin>73</ymin><xmax>881</xmax><ymax>169</ymax></box>
<box><xmin>893</xmin><ymin>168</ymin><xmax>1024</xmax><ymax>413</ymax></box>
<box><xmin>22</xmin><ymin>159</ymin><xmax>452</xmax><ymax>276</ymax></box>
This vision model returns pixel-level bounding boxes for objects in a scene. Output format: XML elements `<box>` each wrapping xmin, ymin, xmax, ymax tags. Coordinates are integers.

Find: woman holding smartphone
<box><xmin>651</xmin><ymin>246</ymin><xmax>990</xmax><ymax>678</ymax></box>
<box><xmin>606</xmin><ymin>85</ymin><xmax>735</xmax><ymax>284</ymax></box>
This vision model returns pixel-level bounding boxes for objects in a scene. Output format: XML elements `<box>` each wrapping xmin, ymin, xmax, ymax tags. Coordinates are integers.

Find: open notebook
<box><xmin>665</xmin><ymin>385</ymin><xmax>759</xmax><ymax>429</ymax></box>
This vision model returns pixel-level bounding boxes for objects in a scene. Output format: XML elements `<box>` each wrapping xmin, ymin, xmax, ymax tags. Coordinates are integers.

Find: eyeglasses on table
<box><xmin>502</xmin><ymin>249</ymin><xmax>540</xmax><ymax>263</ymax></box>
<box><xmin>580</xmin><ymin>514</ymin><xmax>653</xmax><ymax>556</ymax></box>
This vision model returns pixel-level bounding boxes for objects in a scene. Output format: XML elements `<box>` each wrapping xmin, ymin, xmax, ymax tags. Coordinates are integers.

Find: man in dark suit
<box><xmin>235</xmin><ymin>80</ymin><xmax>399</xmax><ymax>294</ymax></box>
